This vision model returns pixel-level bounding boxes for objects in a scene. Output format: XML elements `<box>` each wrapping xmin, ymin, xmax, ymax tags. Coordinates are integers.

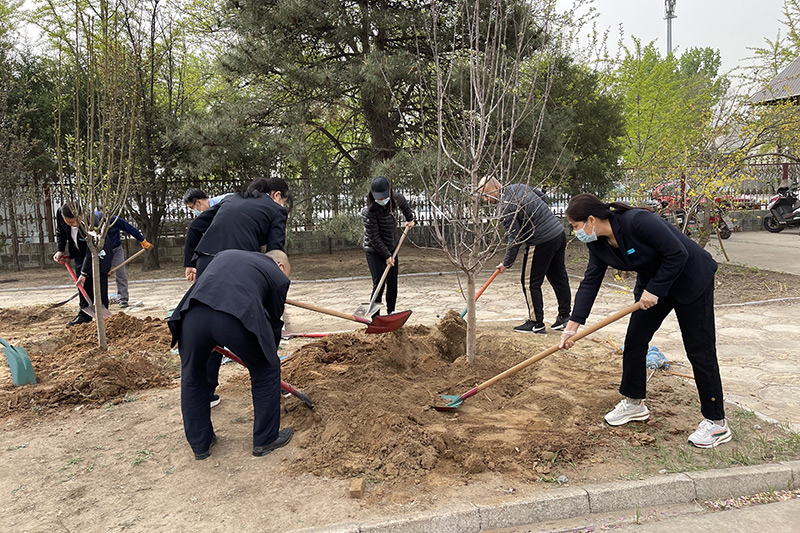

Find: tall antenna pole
<box><xmin>665</xmin><ymin>0</ymin><xmax>677</xmax><ymax>55</ymax></box>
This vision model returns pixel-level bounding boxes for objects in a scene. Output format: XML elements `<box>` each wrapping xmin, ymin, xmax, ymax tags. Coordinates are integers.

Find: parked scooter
<box><xmin>763</xmin><ymin>183</ymin><xmax>800</xmax><ymax>233</ymax></box>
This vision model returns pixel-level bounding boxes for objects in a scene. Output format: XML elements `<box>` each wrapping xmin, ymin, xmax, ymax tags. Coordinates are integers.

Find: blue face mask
<box><xmin>575</xmin><ymin>220</ymin><xmax>597</xmax><ymax>243</ymax></box>
<box><xmin>375</xmin><ymin>197</ymin><xmax>390</xmax><ymax>206</ymax></box>
<box><xmin>191</xmin><ymin>208</ymin><xmax>201</xmax><ymax>216</ymax></box>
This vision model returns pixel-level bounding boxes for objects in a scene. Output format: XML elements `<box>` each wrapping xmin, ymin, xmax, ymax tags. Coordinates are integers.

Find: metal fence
<box><xmin>2</xmin><ymin>162</ymin><xmax>798</xmax><ymax>245</ymax></box>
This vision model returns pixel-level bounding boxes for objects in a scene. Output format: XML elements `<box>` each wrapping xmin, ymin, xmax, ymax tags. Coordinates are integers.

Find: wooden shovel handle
<box><xmin>109</xmin><ymin>248</ymin><xmax>147</xmax><ymax>275</ymax></box>
<box><xmin>473</xmin><ymin>302</ymin><xmax>642</xmax><ymax>396</ymax></box>
<box><xmin>286</xmin><ymin>299</ymin><xmax>371</xmax><ymax>325</ymax></box>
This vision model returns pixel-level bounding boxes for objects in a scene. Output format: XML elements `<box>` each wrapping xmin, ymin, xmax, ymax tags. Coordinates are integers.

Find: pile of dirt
<box><xmin>0</xmin><ymin>312</ymin><xmax>176</xmax><ymax>418</ymax></box>
<box><xmin>273</xmin><ymin>311</ymin><xmax>690</xmax><ymax>485</ymax></box>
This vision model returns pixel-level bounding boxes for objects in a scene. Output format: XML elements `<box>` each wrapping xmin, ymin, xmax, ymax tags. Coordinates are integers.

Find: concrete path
<box><xmin>706</xmin><ymin>229</ymin><xmax>800</xmax><ymax>275</ymax></box>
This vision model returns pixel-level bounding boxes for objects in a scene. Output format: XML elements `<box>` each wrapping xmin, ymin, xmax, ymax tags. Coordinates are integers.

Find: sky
<box><xmin>558</xmin><ymin>0</ymin><xmax>788</xmax><ymax>75</ymax></box>
<box><xmin>17</xmin><ymin>0</ymin><xmax>788</xmax><ymax>78</ymax></box>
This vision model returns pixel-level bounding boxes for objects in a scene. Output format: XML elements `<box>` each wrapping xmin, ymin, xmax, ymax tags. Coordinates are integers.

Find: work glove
<box><xmin>559</xmin><ymin>329</ymin><xmax>576</xmax><ymax>350</ymax></box>
<box><xmin>141</xmin><ymin>239</ymin><xmax>153</xmax><ymax>250</ymax></box>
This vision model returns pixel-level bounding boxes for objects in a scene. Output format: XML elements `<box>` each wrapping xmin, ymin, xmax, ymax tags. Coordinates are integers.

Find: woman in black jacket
<box><xmin>362</xmin><ymin>176</ymin><xmax>415</xmax><ymax>315</ymax></box>
<box><xmin>559</xmin><ymin>193</ymin><xmax>729</xmax><ymax>449</ymax></box>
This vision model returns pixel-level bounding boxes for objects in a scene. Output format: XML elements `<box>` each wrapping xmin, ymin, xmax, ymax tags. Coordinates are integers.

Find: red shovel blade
<box><xmin>364</xmin><ymin>310</ymin><xmax>412</xmax><ymax>334</ymax></box>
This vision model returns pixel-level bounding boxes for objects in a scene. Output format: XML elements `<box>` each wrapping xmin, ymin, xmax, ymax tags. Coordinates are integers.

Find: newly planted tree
<box><xmin>411</xmin><ymin>0</ymin><xmax>564</xmax><ymax>362</ymax></box>
<box><xmin>53</xmin><ymin>1</ymin><xmax>138</xmax><ymax>349</ymax></box>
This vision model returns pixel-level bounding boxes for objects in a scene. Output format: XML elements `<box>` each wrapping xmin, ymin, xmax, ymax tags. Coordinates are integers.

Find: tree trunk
<box><xmin>6</xmin><ymin>194</ymin><xmax>21</xmax><ymax>271</ymax></box>
<box><xmin>33</xmin><ymin>174</ymin><xmax>47</xmax><ymax>269</ymax></box>
<box><xmin>361</xmin><ymin>86</ymin><xmax>397</xmax><ymax>162</ymax></box>
<box><xmin>465</xmin><ymin>275</ymin><xmax>477</xmax><ymax>363</ymax></box>
<box><xmin>88</xmin><ymin>244</ymin><xmax>108</xmax><ymax>350</ymax></box>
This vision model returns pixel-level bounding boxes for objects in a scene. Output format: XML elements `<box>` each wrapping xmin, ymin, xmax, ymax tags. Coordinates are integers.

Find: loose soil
<box><xmin>1</xmin><ymin>245</ymin><xmax>800</xmax><ymax>532</ymax></box>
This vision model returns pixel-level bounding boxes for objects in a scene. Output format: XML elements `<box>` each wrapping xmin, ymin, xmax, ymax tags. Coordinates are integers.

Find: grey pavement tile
<box><xmin>476</xmin><ymin>486</ymin><xmax>589</xmax><ymax>530</ymax></box>
<box><xmin>685</xmin><ymin>463</ymin><xmax>794</xmax><ymax>501</ymax></box>
<box><xmin>585</xmin><ymin>474</ymin><xmax>695</xmax><ymax>513</ymax></box>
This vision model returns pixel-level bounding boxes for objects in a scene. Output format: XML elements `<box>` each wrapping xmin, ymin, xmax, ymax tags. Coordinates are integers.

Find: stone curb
<box><xmin>294</xmin><ymin>461</ymin><xmax>799</xmax><ymax>533</ymax></box>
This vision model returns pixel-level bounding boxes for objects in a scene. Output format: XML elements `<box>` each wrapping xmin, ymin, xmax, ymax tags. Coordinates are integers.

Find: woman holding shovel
<box><xmin>559</xmin><ymin>193</ymin><xmax>730</xmax><ymax>449</ymax></box>
<box><xmin>362</xmin><ymin>176</ymin><xmax>415</xmax><ymax>315</ymax></box>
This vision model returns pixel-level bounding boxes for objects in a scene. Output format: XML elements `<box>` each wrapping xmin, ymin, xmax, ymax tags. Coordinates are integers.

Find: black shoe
<box><xmin>194</xmin><ymin>434</ymin><xmax>217</xmax><ymax>461</ymax></box>
<box><xmin>513</xmin><ymin>320</ymin><xmax>546</xmax><ymax>334</ymax></box>
<box><xmin>66</xmin><ymin>312</ymin><xmax>93</xmax><ymax>326</ymax></box>
<box><xmin>210</xmin><ymin>394</ymin><xmax>221</xmax><ymax>408</ymax></box>
<box><xmin>550</xmin><ymin>315</ymin><xmax>570</xmax><ymax>331</ymax></box>
<box><xmin>253</xmin><ymin>428</ymin><xmax>294</xmax><ymax>457</ymax></box>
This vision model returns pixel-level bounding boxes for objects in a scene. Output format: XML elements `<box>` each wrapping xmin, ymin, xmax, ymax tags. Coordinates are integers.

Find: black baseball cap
<box><xmin>371</xmin><ymin>176</ymin><xmax>390</xmax><ymax>201</ymax></box>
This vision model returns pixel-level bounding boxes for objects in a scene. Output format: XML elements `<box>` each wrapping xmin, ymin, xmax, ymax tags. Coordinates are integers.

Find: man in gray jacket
<box><xmin>479</xmin><ymin>177</ymin><xmax>571</xmax><ymax>333</ymax></box>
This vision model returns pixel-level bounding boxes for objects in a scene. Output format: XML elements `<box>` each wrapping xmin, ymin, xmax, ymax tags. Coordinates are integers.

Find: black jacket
<box><xmin>361</xmin><ymin>192</ymin><xmax>415</xmax><ymax>259</ymax></box>
<box><xmin>55</xmin><ymin>208</ymin><xmax>114</xmax><ymax>277</ymax></box>
<box><xmin>571</xmin><ymin>208</ymin><xmax>718</xmax><ymax>324</ymax></box>
<box><xmin>184</xmin><ymin>194</ymin><xmax>287</xmax><ymax>268</ymax></box>
<box><xmin>168</xmin><ymin>250</ymin><xmax>290</xmax><ymax>365</ymax></box>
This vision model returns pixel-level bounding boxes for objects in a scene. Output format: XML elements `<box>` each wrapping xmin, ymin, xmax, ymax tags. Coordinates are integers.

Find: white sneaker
<box><xmin>604</xmin><ymin>397</ymin><xmax>650</xmax><ymax>426</ymax></box>
<box><xmin>688</xmin><ymin>419</ymin><xmax>732</xmax><ymax>448</ymax></box>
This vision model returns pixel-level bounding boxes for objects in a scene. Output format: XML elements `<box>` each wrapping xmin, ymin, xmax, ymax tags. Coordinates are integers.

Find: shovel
<box><xmin>434</xmin><ymin>302</ymin><xmax>642</xmax><ymax>411</ymax></box>
<box><xmin>354</xmin><ymin>222</ymin><xmax>413</xmax><ymax>318</ymax></box>
<box><xmin>281</xmin><ymin>330</ymin><xmax>330</xmax><ymax>340</ymax></box>
<box><xmin>286</xmin><ymin>298</ymin><xmax>412</xmax><ymax>334</ymax></box>
<box><xmin>1</xmin><ymin>338</ymin><xmax>37</xmax><ymax>386</ymax></box>
<box><xmin>50</xmin><ymin>249</ymin><xmax>147</xmax><ymax>309</ymax></box>
<box><xmin>212</xmin><ymin>346</ymin><xmax>314</xmax><ymax>409</ymax></box>
<box><xmin>59</xmin><ymin>260</ymin><xmax>112</xmax><ymax>319</ymax></box>
<box><xmin>459</xmin><ymin>268</ymin><xmax>501</xmax><ymax>319</ymax></box>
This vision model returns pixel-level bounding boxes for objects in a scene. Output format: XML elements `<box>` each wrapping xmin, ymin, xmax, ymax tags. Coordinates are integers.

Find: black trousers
<box><xmin>519</xmin><ymin>232</ymin><xmax>571</xmax><ymax>323</ymax></box>
<box><xmin>177</xmin><ymin>302</ymin><xmax>281</xmax><ymax>453</ymax></box>
<box><xmin>365</xmin><ymin>251</ymin><xmax>399</xmax><ymax>314</ymax></box>
<box><xmin>621</xmin><ymin>283</ymin><xmax>725</xmax><ymax>420</ymax></box>
<box><xmin>194</xmin><ymin>253</ymin><xmax>224</xmax><ymax>397</ymax></box>
<box><xmin>74</xmin><ymin>252</ymin><xmax>112</xmax><ymax>316</ymax></box>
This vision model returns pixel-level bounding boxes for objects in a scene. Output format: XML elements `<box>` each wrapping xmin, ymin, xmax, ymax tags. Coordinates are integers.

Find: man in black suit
<box><xmin>168</xmin><ymin>249</ymin><xmax>294</xmax><ymax>460</ymax></box>
<box><xmin>53</xmin><ymin>204</ymin><xmax>114</xmax><ymax>326</ymax></box>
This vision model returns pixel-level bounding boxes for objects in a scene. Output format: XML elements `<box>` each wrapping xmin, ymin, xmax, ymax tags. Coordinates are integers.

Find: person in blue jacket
<box><xmin>97</xmin><ymin>212</ymin><xmax>153</xmax><ymax>308</ymax></box>
<box><xmin>558</xmin><ymin>193</ymin><xmax>730</xmax><ymax>449</ymax></box>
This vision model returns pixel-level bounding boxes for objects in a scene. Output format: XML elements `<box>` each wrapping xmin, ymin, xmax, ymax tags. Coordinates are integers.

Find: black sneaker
<box><xmin>513</xmin><ymin>320</ymin><xmax>546</xmax><ymax>334</ymax></box>
<box><xmin>550</xmin><ymin>315</ymin><xmax>570</xmax><ymax>331</ymax></box>
<box><xmin>253</xmin><ymin>428</ymin><xmax>294</xmax><ymax>457</ymax></box>
<box><xmin>194</xmin><ymin>434</ymin><xmax>217</xmax><ymax>460</ymax></box>
<box><xmin>66</xmin><ymin>312</ymin><xmax>93</xmax><ymax>326</ymax></box>
<box><xmin>210</xmin><ymin>394</ymin><xmax>221</xmax><ymax>408</ymax></box>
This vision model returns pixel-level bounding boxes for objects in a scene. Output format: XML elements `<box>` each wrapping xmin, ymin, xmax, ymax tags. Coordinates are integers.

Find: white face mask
<box><xmin>375</xmin><ymin>197</ymin><xmax>390</xmax><ymax>206</ymax></box>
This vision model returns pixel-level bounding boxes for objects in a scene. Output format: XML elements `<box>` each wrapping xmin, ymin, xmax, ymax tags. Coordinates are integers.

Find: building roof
<box><xmin>751</xmin><ymin>55</ymin><xmax>800</xmax><ymax>104</ymax></box>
